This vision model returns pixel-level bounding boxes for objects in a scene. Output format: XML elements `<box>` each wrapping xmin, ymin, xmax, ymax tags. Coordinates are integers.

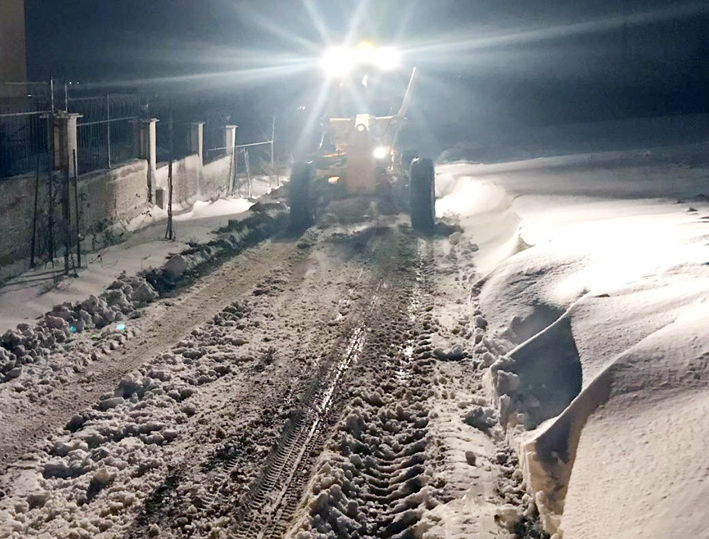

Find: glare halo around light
<box><xmin>320</xmin><ymin>47</ymin><xmax>356</xmax><ymax>77</ymax></box>
<box><xmin>320</xmin><ymin>45</ymin><xmax>401</xmax><ymax>77</ymax></box>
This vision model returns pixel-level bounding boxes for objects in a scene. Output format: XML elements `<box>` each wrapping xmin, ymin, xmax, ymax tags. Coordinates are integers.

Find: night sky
<box><xmin>24</xmin><ymin>0</ymin><xmax>709</xmax><ymax>152</ymax></box>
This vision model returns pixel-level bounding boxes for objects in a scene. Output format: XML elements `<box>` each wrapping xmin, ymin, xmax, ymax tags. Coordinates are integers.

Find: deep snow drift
<box><xmin>438</xmin><ymin>138</ymin><xmax>709</xmax><ymax>538</ymax></box>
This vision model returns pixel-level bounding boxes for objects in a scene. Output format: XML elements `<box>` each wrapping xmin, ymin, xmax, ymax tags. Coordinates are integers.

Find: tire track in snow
<box><xmin>208</xmin><ymin>226</ymin><xmax>416</xmax><ymax>538</ymax></box>
<box><xmin>284</xmin><ymin>234</ymin><xmax>445</xmax><ymax>538</ymax></box>
<box><xmin>229</xmin><ymin>252</ymin><xmax>391</xmax><ymax>538</ymax></box>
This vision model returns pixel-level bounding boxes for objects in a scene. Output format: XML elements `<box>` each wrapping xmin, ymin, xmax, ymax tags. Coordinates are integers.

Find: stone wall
<box><xmin>156</xmin><ymin>155</ymin><xmax>200</xmax><ymax>207</ymax></box>
<box><xmin>0</xmin><ymin>159</ymin><xmax>149</xmax><ymax>266</ymax></box>
<box><xmin>0</xmin><ymin>170</ymin><xmax>37</xmax><ymax>265</ymax></box>
<box><xmin>80</xmin><ymin>159</ymin><xmax>150</xmax><ymax>228</ymax></box>
<box><xmin>155</xmin><ymin>153</ymin><xmax>232</xmax><ymax>208</ymax></box>
<box><xmin>201</xmin><ymin>156</ymin><xmax>232</xmax><ymax>199</ymax></box>
<box><xmin>0</xmin><ymin>150</ymin><xmax>233</xmax><ymax>274</ymax></box>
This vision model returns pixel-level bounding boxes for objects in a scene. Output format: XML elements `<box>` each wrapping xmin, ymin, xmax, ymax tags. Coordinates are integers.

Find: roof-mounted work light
<box><xmin>320</xmin><ymin>43</ymin><xmax>401</xmax><ymax>78</ymax></box>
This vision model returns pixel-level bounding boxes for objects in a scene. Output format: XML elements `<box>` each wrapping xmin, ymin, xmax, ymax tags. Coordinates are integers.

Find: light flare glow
<box><xmin>373</xmin><ymin>146</ymin><xmax>389</xmax><ymax>159</ymax></box>
<box><xmin>320</xmin><ymin>44</ymin><xmax>402</xmax><ymax>77</ymax></box>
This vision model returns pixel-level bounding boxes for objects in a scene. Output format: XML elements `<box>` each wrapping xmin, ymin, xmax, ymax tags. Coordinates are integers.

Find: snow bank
<box><xmin>0</xmin><ymin>193</ymin><xmax>269</xmax><ymax>332</ymax></box>
<box><xmin>436</xmin><ymin>173</ymin><xmax>521</xmax><ymax>275</ymax></box>
<box><xmin>0</xmin><ymin>205</ymin><xmax>288</xmax><ymax>440</ymax></box>
<box><xmin>439</xmin><ymin>142</ymin><xmax>709</xmax><ymax>538</ymax></box>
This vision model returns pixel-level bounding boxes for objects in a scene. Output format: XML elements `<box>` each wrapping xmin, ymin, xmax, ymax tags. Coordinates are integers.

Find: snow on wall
<box><xmin>0</xmin><ymin>153</ymin><xmax>233</xmax><ymax>273</ymax></box>
<box><xmin>154</xmin><ymin>154</ymin><xmax>232</xmax><ymax>208</ymax></box>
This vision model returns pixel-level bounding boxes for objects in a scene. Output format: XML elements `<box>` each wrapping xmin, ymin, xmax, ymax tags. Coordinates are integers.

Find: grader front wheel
<box><xmin>409</xmin><ymin>157</ymin><xmax>436</xmax><ymax>234</ymax></box>
<box><xmin>288</xmin><ymin>162</ymin><xmax>315</xmax><ymax>232</ymax></box>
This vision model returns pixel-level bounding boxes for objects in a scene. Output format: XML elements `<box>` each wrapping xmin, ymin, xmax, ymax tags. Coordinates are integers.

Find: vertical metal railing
<box><xmin>0</xmin><ymin>93</ymin><xmax>52</xmax><ymax>180</ymax></box>
<box><xmin>71</xmin><ymin>93</ymin><xmax>139</xmax><ymax>175</ymax></box>
<box><xmin>106</xmin><ymin>93</ymin><xmax>111</xmax><ymax>169</ymax></box>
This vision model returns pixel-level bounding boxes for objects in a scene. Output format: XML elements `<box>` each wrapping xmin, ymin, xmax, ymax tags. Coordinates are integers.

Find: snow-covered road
<box><xmin>2</xmin><ymin>130</ymin><xmax>708</xmax><ymax>539</ymax></box>
<box><xmin>0</xmin><ymin>214</ymin><xmax>530</xmax><ymax>538</ymax></box>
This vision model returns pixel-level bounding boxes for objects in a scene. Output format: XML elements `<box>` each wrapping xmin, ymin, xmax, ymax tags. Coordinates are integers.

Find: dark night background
<box><xmin>23</xmin><ymin>0</ymin><xmax>709</xmax><ymax>157</ymax></box>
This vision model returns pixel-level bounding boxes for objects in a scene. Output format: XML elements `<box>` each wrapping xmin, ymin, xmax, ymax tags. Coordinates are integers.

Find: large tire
<box><xmin>289</xmin><ymin>162</ymin><xmax>314</xmax><ymax>231</ymax></box>
<box><xmin>409</xmin><ymin>157</ymin><xmax>435</xmax><ymax>233</ymax></box>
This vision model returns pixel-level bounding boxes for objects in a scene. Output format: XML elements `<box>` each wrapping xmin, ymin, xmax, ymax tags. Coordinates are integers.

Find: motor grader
<box><xmin>289</xmin><ymin>43</ymin><xmax>435</xmax><ymax>233</ymax></box>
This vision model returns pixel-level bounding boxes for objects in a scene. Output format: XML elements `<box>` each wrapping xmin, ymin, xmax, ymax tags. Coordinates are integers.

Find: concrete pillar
<box><xmin>53</xmin><ymin>113</ymin><xmax>82</xmax><ymax>177</ymax></box>
<box><xmin>139</xmin><ymin>118</ymin><xmax>158</xmax><ymax>204</ymax></box>
<box><xmin>225</xmin><ymin>125</ymin><xmax>237</xmax><ymax>156</ymax></box>
<box><xmin>191</xmin><ymin>122</ymin><xmax>205</xmax><ymax>166</ymax></box>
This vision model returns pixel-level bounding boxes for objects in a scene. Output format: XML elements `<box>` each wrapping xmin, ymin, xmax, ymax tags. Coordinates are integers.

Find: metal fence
<box><xmin>0</xmin><ymin>92</ymin><xmax>52</xmax><ymax>180</ymax></box>
<box><xmin>145</xmin><ymin>97</ymin><xmax>194</xmax><ymax>163</ymax></box>
<box><xmin>204</xmin><ymin>122</ymin><xmax>227</xmax><ymax>164</ymax></box>
<box><xmin>1</xmin><ymin>83</ymin><xmax>142</xmax><ymax>180</ymax></box>
<box><xmin>155</xmin><ymin>119</ymin><xmax>192</xmax><ymax>164</ymax></box>
<box><xmin>1</xmin><ymin>82</ymin><xmax>278</xmax><ymax>182</ymax></box>
<box><xmin>71</xmin><ymin>94</ymin><xmax>139</xmax><ymax>175</ymax></box>
<box><xmin>239</xmin><ymin>142</ymin><xmax>273</xmax><ymax>175</ymax></box>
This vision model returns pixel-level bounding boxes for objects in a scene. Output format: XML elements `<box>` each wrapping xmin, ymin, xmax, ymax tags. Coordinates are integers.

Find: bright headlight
<box><xmin>373</xmin><ymin>146</ymin><xmax>390</xmax><ymax>160</ymax></box>
<box><xmin>321</xmin><ymin>47</ymin><xmax>355</xmax><ymax>77</ymax></box>
<box><xmin>376</xmin><ymin>48</ymin><xmax>401</xmax><ymax>71</ymax></box>
<box><xmin>321</xmin><ymin>44</ymin><xmax>401</xmax><ymax>76</ymax></box>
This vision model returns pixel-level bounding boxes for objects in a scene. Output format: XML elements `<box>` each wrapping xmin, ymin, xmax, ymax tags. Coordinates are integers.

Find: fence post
<box><xmin>271</xmin><ymin>114</ymin><xmax>277</xmax><ymax>186</ymax></box>
<box><xmin>191</xmin><ymin>121</ymin><xmax>205</xmax><ymax>166</ymax></box>
<box><xmin>53</xmin><ymin>112</ymin><xmax>82</xmax><ymax>177</ymax></box>
<box><xmin>224</xmin><ymin>125</ymin><xmax>237</xmax><ymax>195</ymax></box>
<box><xmin>139</xmin><ymin>118</ymin><xmax>158</xmax><ymax>204</ymax></box>
<box><xmin>245</xmin><ymin>149</ymin><xmax>252</xmax><ymax>198</ymax></box>
<box><xmin>106</xmin><ymin>93</ymin><xmax>111</xmax><ymax>169</ymax></box>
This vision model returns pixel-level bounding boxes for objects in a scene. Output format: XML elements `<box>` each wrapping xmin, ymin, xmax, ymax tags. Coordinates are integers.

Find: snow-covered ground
<box><xmin>0</xmin><ymin>177</ymin><xmax>275</xmax><ymax>331</ymax></box>
<box><xmin>438</xmin><ymin>140</ymin><xmax>709</xmax><ymax>538</ymax></box>
<box><xmin>1</xmin><ymin>115</ymin><xmax>708</xmax><ymax>539</ymax></box>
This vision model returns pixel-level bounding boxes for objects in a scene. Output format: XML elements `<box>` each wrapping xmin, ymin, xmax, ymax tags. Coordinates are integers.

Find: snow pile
<box><xmin>0</xmin><ymin>206</ymin><xmax>288</xmax><ymax>464</ymax></box>
<box><xmin>0</xmin><ymin>274</ymin><xmax>155</xmax><ymax>381</ymax></box>
<box><xmin>173</xmin><ymin>197</ymin><xmax>254</xmax><ymax>223</ymax></box>
<box><xmin>0</xmin><ymin>291</ymin><xmax>275</xmax><ymax>538</ymax></box>
<box><xmin>143</xmin><ymin>206</ymin><xmax>288</xmax><ymax>295</ymax></box>
<box><xmin>439</xmin><ymin>142</ymin><xmax>709</xmax><ymax>538</ymax></box>
<box><xmin>0</xmin><ymin>206</ymin><xmax>287</xmax><ymax>379</ymax></box>
<box><xmin>0</xmin><ymin>192</ymin><xmax>279</xmax><ymax>332</ymax></box>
